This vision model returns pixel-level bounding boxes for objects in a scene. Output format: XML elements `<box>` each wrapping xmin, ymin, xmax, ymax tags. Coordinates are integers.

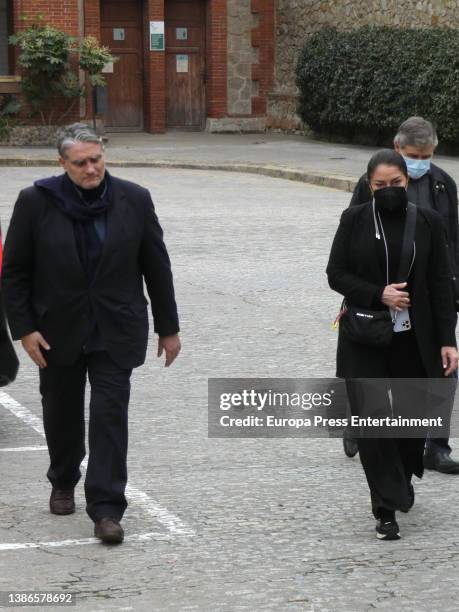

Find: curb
<box><xmin>0</xmin><ymin>157</ymin><xmax>358</xmax><ymax>193</ymax></box>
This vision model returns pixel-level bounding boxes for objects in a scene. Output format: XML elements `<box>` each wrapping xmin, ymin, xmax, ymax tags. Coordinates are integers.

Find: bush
<box><xmin>295</xmin><ymin>26</ymin><xmax>459</xmax><ymax>146</ymax></box>
<box><xmin>9</xmin><ymin>17</ymin><xmax>116</xmax><ymax>125</ymax></box>
<box><xmin>0</xmin><ymin>94</ymin><xmax>22</xmax><ymax>140</ymax></box>
<box><xmin>79</xmin><ymin>36</ymin><xmax>116</xmax><ymax>87</ymax></box>
<box><xmin>9</xmin><ymin>20</ymin><xmax>81</xmax><ymax>125</ymax></box>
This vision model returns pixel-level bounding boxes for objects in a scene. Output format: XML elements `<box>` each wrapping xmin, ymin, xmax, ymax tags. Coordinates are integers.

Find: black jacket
<box><xmin>350</xmin><ymin>163</ymin><xmax>459</xmax><ymax>291</ymax></box>
<box><xmin>326</xmin><ymin>203</ymin><xmax>456</xmax><ymax>378</ymax></box>
<box><xmin>2</xmin><ymin>174</ymin><xmax>179</xmax><ymax>369</ymax></box>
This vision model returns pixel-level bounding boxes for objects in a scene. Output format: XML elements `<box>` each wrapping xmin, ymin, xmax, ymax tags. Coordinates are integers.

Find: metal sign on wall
<box><xmin>150</xmin><ymin>21</ymin><xmax>165</xmax><ymax>51</ymax></box>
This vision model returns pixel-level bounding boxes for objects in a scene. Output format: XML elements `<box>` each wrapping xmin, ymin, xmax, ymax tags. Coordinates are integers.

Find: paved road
<box><xmin>0</xmin><ymin>168</ymin><xmax>458</xmax><ymax>612</ymax></box>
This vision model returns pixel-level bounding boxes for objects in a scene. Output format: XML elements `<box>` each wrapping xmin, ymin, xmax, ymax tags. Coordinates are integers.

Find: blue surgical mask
<box><xmin>403</xmin><ymin>156</ymin><xmax>432</xmax><ymax>180</ymax></box>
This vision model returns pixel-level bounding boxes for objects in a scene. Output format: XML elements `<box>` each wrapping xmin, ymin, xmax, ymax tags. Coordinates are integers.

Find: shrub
<box><xmin>9</xmin><ymin>17</ymin><xmax>116</xmax><ymax>125</ymax></box>
<box><xmin>9</xmin><ymin>20</ymin><xmax>81</xmax><ymax>125</ymax></box>
<box><xmin>79</xmin><ymin>36</ymin><xmax>116</xmax><ymax>87</ymax></box>
<box><xmin>295</xmin><ymin>26</ymin><xmax>459</xmax><ymax>146</ymax></box>
<box><xmin>0</xmin><ymin>94</ymin><xmax>22</xmax><ymax>140</ymax></box>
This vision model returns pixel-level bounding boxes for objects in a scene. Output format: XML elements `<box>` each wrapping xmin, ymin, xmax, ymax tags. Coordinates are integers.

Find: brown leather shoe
<box><xmin>49</xmin><ymin>488</ymin><xmax>75</xmax><ymax>515</ymax></box>
<box><xmin>94</xmin><ymin>518</ymin><xmax>124</xmax><ymax>543</ymax></box>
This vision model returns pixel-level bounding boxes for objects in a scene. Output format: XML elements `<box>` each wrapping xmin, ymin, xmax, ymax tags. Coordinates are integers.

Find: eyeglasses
<box><xmin>68</xmin><ymin>154</ymin><xmax>104</xmax><ymax>168</ymax></box>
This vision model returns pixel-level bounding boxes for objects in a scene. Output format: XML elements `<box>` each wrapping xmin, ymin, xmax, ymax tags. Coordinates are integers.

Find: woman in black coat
<box><xmin>327</xmin><ymin>150</ymin><xmax>458</xmax><ymax>540</ymax></box>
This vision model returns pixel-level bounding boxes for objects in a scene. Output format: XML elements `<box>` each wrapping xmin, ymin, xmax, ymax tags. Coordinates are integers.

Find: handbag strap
<box><xmin>396</xmin><ymin>201</ymin><xmax>417</xmax><ymax>283</ymax></box>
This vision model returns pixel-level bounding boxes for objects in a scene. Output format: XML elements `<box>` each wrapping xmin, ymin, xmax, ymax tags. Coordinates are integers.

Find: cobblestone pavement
<box><xmin>0</xmin><ymin>167</ymin><xmax>458</xmax><ymax>612</ymax></box>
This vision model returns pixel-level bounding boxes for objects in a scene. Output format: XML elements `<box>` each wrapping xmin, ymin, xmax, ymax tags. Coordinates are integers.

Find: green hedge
<box><xmin>295</xmin><ymin>26</ymin><xmax>459</xmax><ymax>146</ymax></box>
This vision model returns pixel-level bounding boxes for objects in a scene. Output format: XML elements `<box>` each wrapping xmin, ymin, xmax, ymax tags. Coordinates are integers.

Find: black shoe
<box><xmin>423</xmin><ymin>450</ymin><xmax>459</xmax><ymax>474</ymax></box>
<box><xmin>343</xmin><ymin>433</ymin><xmax>359</xmax><ymax>458</ymax></box>
<box><xmin>376</xmin><ymin>519</ymin><xmax>400</xmax><ymax>540</ymax></box>
<box><xmin>49</xmin><ymin>488</ymin><xmax>75</xmax><ymax>515</ymax></box>
<box><xmin>94</xmin><ymin>518</ymin><xmax>124</xmax><ymax>544</ymax></box>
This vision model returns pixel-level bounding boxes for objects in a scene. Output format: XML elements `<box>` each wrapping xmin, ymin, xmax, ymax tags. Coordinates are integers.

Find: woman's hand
<box><xmin>381</xmin><ymin>282</ymin><xmax>411</xmax><ymax>311</ymax></box>
<box><xmin>441</xmin><ymin>346</ymin><xmax>458</xmax><ymax>376</ymax></box>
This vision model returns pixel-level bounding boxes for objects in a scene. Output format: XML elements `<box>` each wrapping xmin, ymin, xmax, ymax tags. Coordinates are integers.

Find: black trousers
<box><xmin>425</xmin><ymin>368</ymin><xmax>457</xmax><ymax>454</ymax></box>
<box><xmin>346</xmin><ymin>331</ymin><xmax>428</xmax><ymax>519</ymax></box>
<box><xmin>39</xmin><ymin>350</ymin><xmax>132</xmax><ymax>522</ymax></box>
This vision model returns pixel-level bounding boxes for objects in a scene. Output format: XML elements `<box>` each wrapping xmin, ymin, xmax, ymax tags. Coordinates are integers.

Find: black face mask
<box><xmin>373</xmin><ymin>186</ymin><xmax>408</xmax><ymax>213</ymax></box>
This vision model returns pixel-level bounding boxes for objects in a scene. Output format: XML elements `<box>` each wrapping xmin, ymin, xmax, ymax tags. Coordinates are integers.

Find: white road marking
<box><xmin>0</xmin><ymin>446</ymin><xmax>48</xmax><ymax>452</ymax></box>
<box><xmin>0</xmin><ymin>390</ymin><xmax>195</xmax><ymax>540</ymax></box>
<box><xmin>0</xmin><ymin>391</ymin><xmax>45</xmax><ymax>436</ymax></box>
<box><xmin>0</xmin><ymin>531</ymin><xmax>172</xmax><ymax>551</ymax></box>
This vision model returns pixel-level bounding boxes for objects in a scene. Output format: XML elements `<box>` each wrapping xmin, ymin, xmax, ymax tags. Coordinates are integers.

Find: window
<box><xmin>0</xmin><ymin>0</ymin><xmax>14</xmax><ymax>75</ymax></box>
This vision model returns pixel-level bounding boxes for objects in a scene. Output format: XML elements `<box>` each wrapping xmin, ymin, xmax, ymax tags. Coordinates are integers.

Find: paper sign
<box><xmin>101</xmin><ymin>61</ymin><xmax>114</xmax><ymax>74</ymax></box>
<box><xmin>176</xmin><ymin>28</ymin><xmax>188</xmax><ymax>40</ymax></box>
<box><xmin>113</xmin><ymin>28</ymin><xmax>125</xmax><ymax>41</ymax></box>
<box><xmin>176</xmin><ymin>54</ymin><xmax>189</xmax><ymax>73</ymax></box>
<box><xmin>150</xmin><ymin>21</ymin><xmax>165</xmax><ymax>51</ymax></box>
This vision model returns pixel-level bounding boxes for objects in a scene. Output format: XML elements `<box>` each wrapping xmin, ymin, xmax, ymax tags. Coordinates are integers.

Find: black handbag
<box><xmin>339</xmin><ymin>201</ymin><xmax>417</xmax><ymax>348</ymax></box>
<box><xmin>339</xmin><ymin>302</ymin><xmax>393</xmax><ymax>347</ymax></box>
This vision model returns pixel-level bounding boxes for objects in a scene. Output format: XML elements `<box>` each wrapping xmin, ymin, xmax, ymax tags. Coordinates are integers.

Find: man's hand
<box><xmin>441</xmin><ymin>346</ymin><xmax>458</xmax><ymax>377</ymax></box>
<box><xmin>381</xmin><ymin>282</ymin><xmax>411</xmax><ymax>312</ymax></box>
<box><xmin>157</xmin><ymin>334</ymin><xmax>181</xmax><ymax>367</ymax></box>
<box><xmin>21</xmin><ymin>331</ymin><xmax>50</xmax><ymax>368</ymax></box>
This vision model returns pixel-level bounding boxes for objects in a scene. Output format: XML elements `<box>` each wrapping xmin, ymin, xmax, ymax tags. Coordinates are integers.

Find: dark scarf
<box><xmin>34</xmin><ymin>172</ymin><xmax>112</xmax><ymax>281</ymax></box>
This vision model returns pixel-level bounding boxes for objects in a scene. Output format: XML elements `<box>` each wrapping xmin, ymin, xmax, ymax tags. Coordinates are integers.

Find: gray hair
<box><xmin>56</xmin><ymin>123</ymin><xmax>104</xmax><ymax>158</ymax></box>
<box><xmin>394</xmin><ymin>116</ymin><xmax>438</xmax><ymax>150</ymax></box>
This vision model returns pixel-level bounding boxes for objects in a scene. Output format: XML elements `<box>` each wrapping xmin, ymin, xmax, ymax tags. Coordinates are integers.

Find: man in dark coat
<box><xmin>2</xmin><ymin>123</ymin><xmax>181</xmax><ymax>543</ymax></box>
<box><xmin>345</xmin><ymin>116</ymin><xmax>459</xmax><ymax>474</ymax></box>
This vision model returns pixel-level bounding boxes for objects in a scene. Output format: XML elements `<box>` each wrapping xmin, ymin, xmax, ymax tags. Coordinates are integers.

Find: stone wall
<box><xmin>0</xmin><ymin>125</ymin><xmax>59</xmax><ymax>146</ymax></box>
<box><xmin>270</xmin><ymin>0</ymin><xmax>459</xmax><ymax>130</ymax></box>
<box><xmin>227</xmin><ymin>0</ymin><xmax>254</xmax><ymax>115</ymax></box>
<box><xmin>210</xmin><ymin>0</ymin><xmax>274</xmax><ymax>132</ymax></box>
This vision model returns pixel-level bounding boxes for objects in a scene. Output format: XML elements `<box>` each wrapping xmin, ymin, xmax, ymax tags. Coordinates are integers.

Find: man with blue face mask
<box><xmin>345</xmin><ymin>116</ymin><xmax>459</xmax><ymax>475</ymax></box>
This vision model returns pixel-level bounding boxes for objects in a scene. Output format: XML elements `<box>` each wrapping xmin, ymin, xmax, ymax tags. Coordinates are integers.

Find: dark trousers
<box><xmin>425</xmin><ymin>368</ymin><xmax>457</xmax><ymax>454</ymax></box>
<box><xmin>39</xmin><ymin>350</ymin><xmax>132</xmax><ymax>522</ymax></box>
<box><xmin>346</xmin><ymin>331</ymin><xmax>427</xmax><ymax>519</ymax></box>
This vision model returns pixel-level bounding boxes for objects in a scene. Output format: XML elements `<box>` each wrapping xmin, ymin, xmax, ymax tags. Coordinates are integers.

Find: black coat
<box><xmin>349</xmin><ymin>163</ymin><xmax>459</xmax><ymax>287</ymax></box>
<box><xmin>326</xmin><ymin>203</ymin><xmax>457</xmax><ymax>378</ymax></box>
<box><xmin>2</xmin><ymin>174</ymin><xmax>179</xmax><ymax>369</ymax></box>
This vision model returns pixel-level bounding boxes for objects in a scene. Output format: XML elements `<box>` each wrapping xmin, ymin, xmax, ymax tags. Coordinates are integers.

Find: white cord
<box><xmin>377</xmin><ymin>210</ymin><xmax>389</xmax><ymax>287</ymax></box>
<box><xmin>372</xmin><ymin>198</ymin><xmax>380</xmax><ymax>239</ymax></box>
<box><xmin>377</xmin><ymin>209</ymin><xmax>416</xmax><ymax>324</ymax></box>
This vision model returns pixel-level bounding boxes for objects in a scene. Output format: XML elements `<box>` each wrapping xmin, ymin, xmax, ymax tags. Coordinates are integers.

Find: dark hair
<box><xmin>366</xmin><ymin>149</ymin><xmax>408</xmax><ymax>182</ymax></box>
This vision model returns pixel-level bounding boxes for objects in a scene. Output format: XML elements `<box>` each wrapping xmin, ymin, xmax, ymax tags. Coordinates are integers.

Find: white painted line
<box><xmin>0</xmin><ymin>531</ymin><xmax>172</xmax><ymax>551</ymax></box>
<box><xmin>0</xmin><ymin>391</ymin><xmax>44</xmax><ymax>436</ymax></box>
<box><xmin>0</xmin><ymin>390</ymin><xmax>195</xmax><ymax>538</ymax></box>
<box><xmin>0</xmin><ymin>445</ymin><xmax>48</xmax><ymax>452</ymax></box>
<box><xmin>124</xmin><ymin>485</ymin><xmax>194</xmax><ymax>536</ymax></box>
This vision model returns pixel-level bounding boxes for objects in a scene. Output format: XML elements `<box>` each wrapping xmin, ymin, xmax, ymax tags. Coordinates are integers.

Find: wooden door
<box><xmin>165</xmin><ymin>0</ymin><xmax>206</xmax><ymax>130</ymax></box>
<box><xmin>101</xmin><ymin>0</ymin><xmax>143</xmax><ymax>130</ymax></box>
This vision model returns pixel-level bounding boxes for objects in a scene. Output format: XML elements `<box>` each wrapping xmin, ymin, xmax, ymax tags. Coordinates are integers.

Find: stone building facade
<box><xmin>0</xmin><ymin>0</ymin><xmax>275</xmax><ymax>133</ymax></box>
<box><xmin>3</xmin><ymin>0</ymin><xmax>459</xmax><ymax>134</ymax></box>
<box><xmin>269</xmin><ymin>0</ymin><xmax>459</xmax><ymax>131</ymax></box>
